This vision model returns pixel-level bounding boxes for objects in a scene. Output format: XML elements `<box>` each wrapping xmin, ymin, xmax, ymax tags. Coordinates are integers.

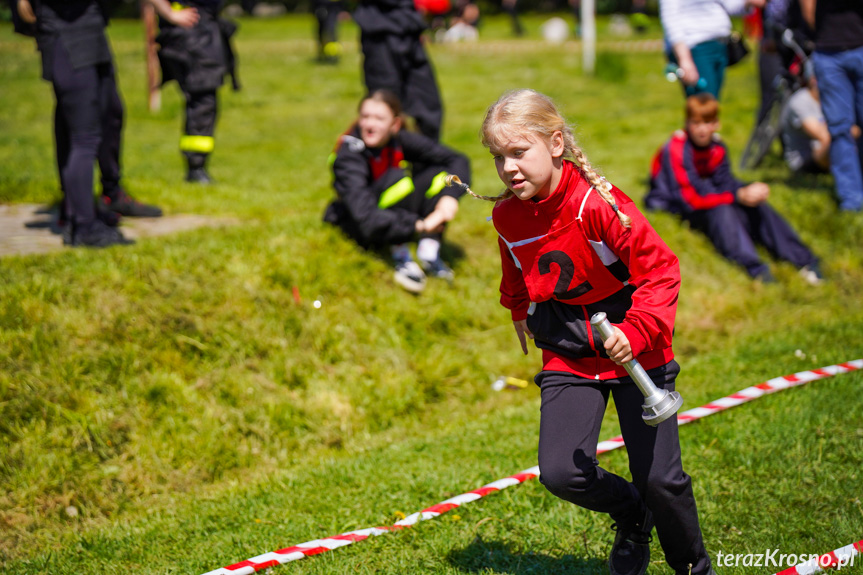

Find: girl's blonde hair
<box><xmin>477</xmin><ymin>89</ymin><xmax>631</xmax><ymax>228</ymax></box>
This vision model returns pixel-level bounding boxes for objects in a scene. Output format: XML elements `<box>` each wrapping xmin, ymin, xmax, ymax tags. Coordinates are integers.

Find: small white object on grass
<box><xmin>492</xmin><ymin>376</ymin><xmax>529</xmax><ymax>391</ymax></box>
<box><xmin>313</xmin><ymin>300</ymin><xmax>322</xmax><ymax>309</ymax></box>
<box><xmin>541</xmin><ymin>17</ymin><xmax>570</xmax><ymax>44</ymax></box>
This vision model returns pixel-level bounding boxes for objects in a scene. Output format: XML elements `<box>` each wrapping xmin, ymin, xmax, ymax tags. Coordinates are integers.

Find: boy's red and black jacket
<box><xmin>326</xmin><ymin>125</ymin><xmax>470</xmax><ymax>248</ymax></box>
<box><xmin>646</xmin><ymin>130</ymin><xmax>745</xmax><ymax>216</ymax></box>
<box><xmin>492</xmin><ymin>160</ymin><xmax>680</xmax><ymax>380</ymax></box>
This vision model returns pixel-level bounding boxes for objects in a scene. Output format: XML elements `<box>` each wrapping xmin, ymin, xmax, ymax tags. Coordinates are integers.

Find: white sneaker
<box><xmin>394</xmin><ymin>259</ymin><xmax>426</xmax><ymax>293</ymax></box>
<box><xmin>798</xmin><ymin>263</ymin><xmax>824</xmax><ymax>286</ymax></box>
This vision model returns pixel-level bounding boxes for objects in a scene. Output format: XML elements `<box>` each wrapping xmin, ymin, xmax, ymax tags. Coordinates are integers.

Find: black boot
<box><xmin>186</xmin><ymin>152</ymin><xmax>214</xmax><ymax>184</ymax></box>
<box><xmin>65</xmin><ymin>219</ymin><xmax>134</xmax><ymax>248</ymax></box>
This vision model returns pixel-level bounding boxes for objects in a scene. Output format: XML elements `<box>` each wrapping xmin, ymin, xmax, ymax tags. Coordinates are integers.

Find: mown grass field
<box><xmin>1</xmin><ymin>13</ymin><xmax>862</xmax><ymax>575</ymax></box>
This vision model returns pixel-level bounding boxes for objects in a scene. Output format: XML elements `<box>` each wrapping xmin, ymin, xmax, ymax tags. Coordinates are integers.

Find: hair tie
<box><xmin>611</xmin><ymin>203</ymin><xmax>620</xmax><ymax>213</ymax></box>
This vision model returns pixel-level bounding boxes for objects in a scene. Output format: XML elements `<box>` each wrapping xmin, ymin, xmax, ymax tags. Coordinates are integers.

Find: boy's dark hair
<box><xmin>685</xmin><ymin>93</ymin><xmax>719</xmax><ymax>123</ymax></box>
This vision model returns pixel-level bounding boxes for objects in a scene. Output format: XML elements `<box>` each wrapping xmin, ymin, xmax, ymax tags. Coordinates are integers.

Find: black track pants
<box><xmin>535</xmin><ymin>363</ymin><xmax>712</xmax><ymax>575</ymax></box>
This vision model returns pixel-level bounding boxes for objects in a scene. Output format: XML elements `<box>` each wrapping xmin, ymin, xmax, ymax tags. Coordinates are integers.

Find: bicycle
<box><xmin>738</xmin><ymin>74</ymin><xmax>793</xmax><ymax>171</ymax></box>
<box><xmin>738</xmin><ymin>29</ymin><xmax>811</xmax><ymax>171</ymax></box>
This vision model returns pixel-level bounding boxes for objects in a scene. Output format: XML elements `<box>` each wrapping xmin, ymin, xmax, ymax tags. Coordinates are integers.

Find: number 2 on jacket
<box><xmin>538</xmin><ymin>250</ymin><xmax>593</xmax><ymax>300</ymax></box>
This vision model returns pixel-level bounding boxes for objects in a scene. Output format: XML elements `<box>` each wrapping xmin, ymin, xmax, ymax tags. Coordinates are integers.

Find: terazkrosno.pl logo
<box><xmin>715</xmin><ymin>550</ymin><xmax>856</xmax><ymax>570</ymax></box>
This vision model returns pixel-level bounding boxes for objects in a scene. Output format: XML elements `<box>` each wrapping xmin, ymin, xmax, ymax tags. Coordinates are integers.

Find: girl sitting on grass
<box><xmin>324</xmin><ymin>89</ymin><xmax>470</xmax><ymax>293</ymax></box>
<box><xmin>475</xmin><ymin>89</ymin><xmax>714</xmax><ymax>575</ymax></box>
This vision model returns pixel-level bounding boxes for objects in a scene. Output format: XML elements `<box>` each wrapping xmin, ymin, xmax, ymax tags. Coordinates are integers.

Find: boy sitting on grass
<box><xmin>646</xmin><ymin>93</ymin><xmax>823</xmax><ymax>284</ymax></box>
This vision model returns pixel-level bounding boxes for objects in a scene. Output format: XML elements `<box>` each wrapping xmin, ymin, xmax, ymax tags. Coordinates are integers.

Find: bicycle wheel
<box><xmin>739</xmin><ymin>95</ymin><xmax>783</xmax><ymax>171</ymax></box>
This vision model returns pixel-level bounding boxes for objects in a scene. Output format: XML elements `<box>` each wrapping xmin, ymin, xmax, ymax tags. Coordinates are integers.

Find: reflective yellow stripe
<box><xmin>180</xmin><ymin>135</ymin><xmax>215</xmax><ymax>153</ymax></box>
<box><xmin>425</xmin><ymin>171</ymin><xmax>449</xmax><ymax>198</ymax></box>
<box><xmin>323</xmin><ymin>42</ymin><xmax>342</xmax><ymax>57</ymax></box>
<box><xmin>378</xmin><ymin>177</ymin><xmax>415</xmax><ymax>209</ymax></box>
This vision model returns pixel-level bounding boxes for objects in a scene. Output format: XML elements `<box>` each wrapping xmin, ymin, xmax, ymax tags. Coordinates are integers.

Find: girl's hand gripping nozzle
<box><xmin>590</xmin><ymin>312</ymin><xmax>683</xmax><ymax>426</ymax></box>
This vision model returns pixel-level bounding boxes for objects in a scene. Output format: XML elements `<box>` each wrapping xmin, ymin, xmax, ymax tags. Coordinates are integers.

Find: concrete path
<box><xmin>0</xmin><ymin>203</ymin><xmax>236</xmax><ymax>258</ymax></box>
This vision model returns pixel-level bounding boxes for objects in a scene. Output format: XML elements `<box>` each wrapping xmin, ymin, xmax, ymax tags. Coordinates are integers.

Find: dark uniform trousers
<box><xmin>361</xmin><ymin>32</ymin><xmax>442</xmax><ymax>142</ymax></box>
<box><xmin>54</xmin><ymin>56</ymin><xmax>125</xmax><ymax>212</ymax></box>
<box><xmin>535</xmin><ymin>363</ymin><xmax>712</xmax><ymax>575</ymax></box>
<box><xmin>315</xmin><ymin>0</ymin><xmax>342</xmax><ymax>57</ymax></box>
<box><xmin>157</xmin><ymin>4</ymin><xmax>235</xmax><ymax>172</ymax></box>
<box><xmin>51</xmin><ymin>41</ymin><xmax>112</xmax><ymax>227</ymax></box>
<box><xmin>182</xmin><ymin>89</ymin><xmax>218</xmax><ymax>170</ymax></box>
<box><xmin>684</xmin><ymin>203</ymin><xmax>816</xmax><ymax>278</ymax></box>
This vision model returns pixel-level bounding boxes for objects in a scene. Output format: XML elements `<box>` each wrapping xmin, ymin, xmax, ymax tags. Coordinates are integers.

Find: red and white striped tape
<box><xmin>772</xmin><ymin>539</ymin><xmax>863</xmax><ymax>575</ymax></box>
<box><xmin>201</xmin><ymin>359</ymin><xmax>863</xmax><ymax>575</ymax></box>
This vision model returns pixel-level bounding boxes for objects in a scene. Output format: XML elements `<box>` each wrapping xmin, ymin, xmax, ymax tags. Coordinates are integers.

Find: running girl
<box><xmin>476</xmin><ymin>89</ymin><xmax>714</xmax><ymax>575</ymax></box>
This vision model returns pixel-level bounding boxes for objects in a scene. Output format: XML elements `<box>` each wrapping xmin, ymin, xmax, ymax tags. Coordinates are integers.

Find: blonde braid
<box><xmin>445</xmin><ymin>175</ymin><xmax>512</xmax><ymax>203</ymax></box>
<box><xmin>570</xmin><ymin>147</ymin><xmax>632</xmax><ymax>229</ymax></box>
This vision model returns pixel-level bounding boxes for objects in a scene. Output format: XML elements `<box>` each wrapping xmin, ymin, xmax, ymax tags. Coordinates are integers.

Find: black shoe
<box><xmin>95</xmin><ymin>196</ymin><xmax>122</xmax><ymax>227</ymax></box>
<box><xmin>609</xmin><ymin>510</ymin><xmax>653</xmax><ymax>575</ymax></box>
<box><xmin>420</xmin><ymin>256</ymin><xmax>455</xmax><ymax>283</ymax></box>
<box><xmin>186</xmin><ymin>167</ymin><xmax>214</xmax><ymax>185</ymax></box>
<box><xmin>66</xmin><ymin>219</ymin><xmax>134</xmax><ymax>248</ymax></box>
<box><xmin>103</xmin><ymin>190</ymin><xmax>163</xmax><ymax>218</ymax></box>
<box><xmin>753</xmin><ymin>268</ymin><xmax>777</xmax><ymax>284</ymax></box>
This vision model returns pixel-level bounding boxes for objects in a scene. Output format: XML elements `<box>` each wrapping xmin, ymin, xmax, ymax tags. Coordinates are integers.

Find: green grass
<box><xmin>2</xmin><ymin>13</ymin><xmax>863</xmax><ymax>575</ymax></box>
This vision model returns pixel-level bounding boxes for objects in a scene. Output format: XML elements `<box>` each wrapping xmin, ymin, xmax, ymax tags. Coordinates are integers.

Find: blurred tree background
<box><xmin>0</xmin><ymin>0</ymin><xmax>662</xmax><ymax>20</ymax></box>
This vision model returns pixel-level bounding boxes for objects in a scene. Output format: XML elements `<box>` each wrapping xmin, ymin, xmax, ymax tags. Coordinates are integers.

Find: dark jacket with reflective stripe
<box><xmin>327</xmin><ymin>125</ymin><xmax>469</xmax><ymax>247</ymax></box>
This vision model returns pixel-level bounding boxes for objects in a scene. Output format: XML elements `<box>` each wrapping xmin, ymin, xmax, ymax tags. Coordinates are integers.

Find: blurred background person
<box><xmin>780</xmin><ymin>64</ymin><xmax>832</xmax><ymax>174</ymax></box>
<box><xmin>145</xmin><ymin>0</ymin><xmax>240</xmax><ymax>184</ymax></box>
<box><xmin>12</xmin><ymin>0</ymin><xmax>138</xmax><ymax>247</ymax></box>
<box><xmin>314</xmin><ymin>0</ymin><xmax>343</xmax><ymax>64</ymax></box>
<box><xmin>324</xmin><ymin>90</ymin><xmax>470</xmax><ymax>293</ymax></box>
<box><xmin>660</xmin><ymin>0</ymin><xmax>766</xmax><ymax>99</ymax></box>
<box><xmin>353</xmin><ymin>0</ymin><xmax>444</xmax><ymax>141</ymax></box>
<box><xmin>801</xmin><ymin>0</ymin><xmax>863</xmax><ymax>212</ymax></box>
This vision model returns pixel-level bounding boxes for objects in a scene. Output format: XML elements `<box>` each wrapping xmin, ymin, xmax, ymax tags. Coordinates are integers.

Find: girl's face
<box><xmin>491</xmin><ymin>129</ymin><xmax>565</xmax><ymax>201</ymax></box>
<box><xmin>358</xmin><ymin>99</ymin><xmax>401</xmax><ymax>149</ymax></box>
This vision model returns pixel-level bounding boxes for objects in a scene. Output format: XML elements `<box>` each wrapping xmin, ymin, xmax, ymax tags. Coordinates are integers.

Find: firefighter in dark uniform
<box><xmin>324</xmin><ymin>90</ymin><xmax>469</xmax><ymax>293</ymax></box>
<box><xmin>145</xmin><ymin>0</ymin><xmax>240</xmax><ymax>184</ymax></box>
<box><xmin>353</xmin><ymin>0</ymin><xmax>444</xmax><ymax>141</ymax></box>
<box><xmin>314</xmin><ymin>0</ymin><xmax>344</xmax><ymax>64</ymax></box>
<box><xmin>11</xmin><ymin>0</ymin><xmax>141</xmax><ymax>247</ymax></box>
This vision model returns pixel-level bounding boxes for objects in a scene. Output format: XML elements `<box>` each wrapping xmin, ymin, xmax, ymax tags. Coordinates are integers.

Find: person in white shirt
<box><xmin>660</xmin><ymin>0</ymin><xmax>765</xmax><ymax>99</ymax></box>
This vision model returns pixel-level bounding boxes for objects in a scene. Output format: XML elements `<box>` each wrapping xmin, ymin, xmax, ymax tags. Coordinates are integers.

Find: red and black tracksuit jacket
<box><xmin>645</xmin><ymin>130</ymin><xmax>743</xmax><ymax>216</ymax></box>
<box><xmin>492</xmin><ymin>160</ymin><xmax>680</xmax><ymax>380</ymax></box>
